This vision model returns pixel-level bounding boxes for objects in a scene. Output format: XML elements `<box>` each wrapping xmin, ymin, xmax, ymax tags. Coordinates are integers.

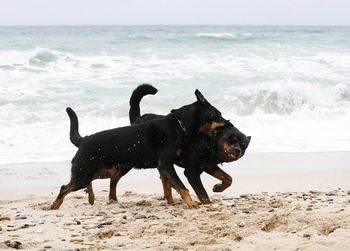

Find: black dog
<box><xmin>51</xmin><ymin>89</ymin><xmax>226</xmax><ymax>209</ymax></box>
<box><xmin>130</xmin><ymin>85</ymin><xmax>251</xmax><ymax>204</ymax></box>
<box><xmin>68</xmin><ymin>84</ymin><xmax>250</xmax><ymax>205</ymax></box>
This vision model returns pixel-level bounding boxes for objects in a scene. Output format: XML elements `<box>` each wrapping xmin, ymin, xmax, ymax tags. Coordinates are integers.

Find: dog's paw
<box><xmin>213</xmin><ymin>183</ymin><xmax>225</xmax><ymax>193</ymax></box>
<box><xmin>107</xmin><ymin>199</ymin><xmax>118</xmax><ymax>205</ymax></box>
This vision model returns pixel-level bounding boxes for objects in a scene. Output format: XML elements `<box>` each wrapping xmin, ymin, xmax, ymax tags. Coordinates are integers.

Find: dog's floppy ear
<box><xmin>195</xmin><ymin>89</ymin><xmax>207</xmax><ymax>103</ymax></box>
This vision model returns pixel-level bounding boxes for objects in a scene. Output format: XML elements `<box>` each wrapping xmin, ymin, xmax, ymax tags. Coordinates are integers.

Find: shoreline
<box><xmin>0</xmin><ymin>152</ymin><xmax>349</xmax><ymax>201</ymax></box>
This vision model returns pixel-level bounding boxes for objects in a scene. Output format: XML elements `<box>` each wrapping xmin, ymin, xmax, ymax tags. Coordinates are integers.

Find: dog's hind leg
<box><xmin>184</xmin><ymin>169</ymin><xmax>211</xmax><ymax>204</ymax></box>
<box><xmin>108</xmin><ymin>165</ymin><xmax>132</xmax><ymax>203</ymax></box>
<box><xmin>159</xmin><ymin>174</ymin><xmax>174</xmax><ymax>205</ymax></box>
<box><xmin>85</xmin><ymin>183</ymin><xmax>95</xmax><ymax>205</ymax></box>
<box><xmin>205</xmin><ymin>166</ymin><xmax>232</xmax><ymax>192</ymax></box>
<box><xmin>157</xmin><ymin>161</ymin><xmax>197</xmax><ymax>209</ymax></box>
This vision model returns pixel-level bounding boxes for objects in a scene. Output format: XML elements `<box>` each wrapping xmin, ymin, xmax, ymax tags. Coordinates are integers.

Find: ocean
<box><xmin>0</xmin><ymin>25</ymin><xmax>350</xmax><ymax>165</ymax></box>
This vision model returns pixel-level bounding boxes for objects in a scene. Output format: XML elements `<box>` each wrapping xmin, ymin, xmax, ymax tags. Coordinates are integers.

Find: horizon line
<box><xmin>1</xmin><ymin>24</ymin><xmax>350</xmax><ymax>27</ymax></box>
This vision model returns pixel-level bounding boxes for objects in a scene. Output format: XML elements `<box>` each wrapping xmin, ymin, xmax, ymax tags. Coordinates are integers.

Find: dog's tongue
<box><xmin>228</xmin><ymin>153</ymin><xmax>236</xmax><ymax>160</ymax></box>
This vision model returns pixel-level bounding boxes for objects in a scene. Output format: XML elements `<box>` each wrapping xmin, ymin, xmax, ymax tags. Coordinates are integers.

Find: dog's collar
<box><xmin>171</xmin><ymin>113</ymin><xmax>189</xmax><ymax>135</ymax></box>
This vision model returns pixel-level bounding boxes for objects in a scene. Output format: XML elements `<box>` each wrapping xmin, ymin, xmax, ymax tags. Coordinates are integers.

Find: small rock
<box><xmin>0</xmin><ymin>226</ymin><xmax>2</xmax><ymax>231</ymax></box>
<box><xmin>212</xmin><ymin>203</ymin><xmax>219</xmax><ymax>209</ymax></box>
<box><xmin>123</xmin><ymin>191</ymin><xmax>134</xmax><ymax>196</ymax></box>
<box><xmin>70</xmin><ymin>239</ymin><xmax>83</xmax><ymax>244</ymax></box>
<box><xmin>306</xmin><ymin>207</ymin><xmax>312</xmax><ymax>211</ymax></box>
<box><xmin>56</xmin><ymin>213</ymin><xmax>64</xmax><ymax>217</ymax></box>
<box><xmin>5</xmin><ymin>240</ymin><xmax>22</xmax><ymax>249</ymax></box>
<box><xmin>136</xmin><ymin>200</ymin><xmax>152</xmax><ymax>206</ymax></box>
<box><xmin>238</xmin><ymin>221</ymin><xmax>245</xmax><ymax>227</ymax></box>
<box><xmin>302</xmin><ymin>194</ymin><xmax>311</xmax><ymax>201</ymax></box>
<box><xmin>303</xmin><ymin>233</ymin><xmax>311</xmax><ymax>239</ymax></box>
<box><xmin>96</xmin><ymin>211</ymin><xmax>107</xmax><ymax>217</ymax></box>
<box><xmin>15</xmin><ymin>216</ymin><xmax>27</xmax><ymax>220</ymax></box>
<box><xmin>240</xmin><ymin>194</ymin><xmax>249</xmax><ymax>199</ymax></box>
<box><xmin>222</xmin><ymin>197</ymin><xmax>234</xmax><ymax>201</ymax></box>
<box><xmin>235</xmin><ymin>236</ymin><xmax>243</xmax><ymax>242</ymax></box>
<box><xmin>112</xmin><ymin>209</ymin><xmax>126</xmax><ymax>214</ymax></box>
<box><xmin>122</xmin><ymin>215</ymin><xmax>127</xmax><ymax>220</ymax></box>
<box><xmin>325</xmin><ymin>190</ymin><xmax>337</xmax><ymax>196</ymax></box>
<box><xmin>20</xmin><ymin>223</ymin><xmax>35</xmax><ymax>229</ymax></box>
<box><xmin>309</xmin><ymin>190</ymin><xmax>321</xmax><ymax>195</ymax></box>
<box><xmin>134</xmin><ymin>214</ymin><xmax>146</xmax><ymax>220</ymax></box>
<box><xmin>0</xmin><ymin>216</ymin><xmax>11</xmax><ymax>221</ymax></box>
<box><xmin>347</xmin><ymin>191</ymin><xmax>350</xmax><ymax>196</ymax></box>
<box><xmin>147</xmin><ymin>215</ymin><xmax>159</xmax><ymax>220</ymax></box>
<box><xmin>97</xmin><ymin>221</ymin><xmax>113</xmax><ymax>228</ymax></box>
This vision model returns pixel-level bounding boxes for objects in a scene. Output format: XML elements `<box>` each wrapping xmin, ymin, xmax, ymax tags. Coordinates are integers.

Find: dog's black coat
<box><xmin>129</xmin><ymin>84</ymin><xmax>251</xmax><ymax>203</ymax></box>
<box><xmin>51</xmin><ymin>87</ymin><xmax>226</xmax><ymax>209</ymax></box>
<box><xmin>67</xmin><ymin>84</ymin><xmax>251</xmax><ymax>204</ymax></box>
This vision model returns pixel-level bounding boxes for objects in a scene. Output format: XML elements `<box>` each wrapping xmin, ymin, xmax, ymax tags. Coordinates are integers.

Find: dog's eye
<box><xmin>230</xmin><ymin>136</ymin><xmax>237</xmax><ymax>143</ymax></box>
<box><xmin>210</xmin><ymin>112</ymin><xmax>221</xmax><ymax>121</ymax></box>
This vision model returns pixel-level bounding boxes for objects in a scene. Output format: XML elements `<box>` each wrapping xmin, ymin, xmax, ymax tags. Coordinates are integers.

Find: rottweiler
<box><xmin>68</xmin><ymin>84</ymin><xmax>251</xmax><ymax>205</ymax></box>
<box><xmin>51</xmin><ymin>89</ymin><xmax>226</xmax><ymax>209</ymax></box>
<box><xmin>130</xmin><ymin>85</ymin><xmax>251</xmax><ymax>204</ymax></box>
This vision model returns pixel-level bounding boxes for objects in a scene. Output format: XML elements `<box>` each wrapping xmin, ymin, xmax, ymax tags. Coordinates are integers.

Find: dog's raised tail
<box><xmin>129</xmin><ymin>84</ymin><xmax>158</xmax><ymax>124</ymax></box>
<box><xmin>66</xmin><ymin>107</ymin><xmax>84</xmax><ymax>147</ymax></box>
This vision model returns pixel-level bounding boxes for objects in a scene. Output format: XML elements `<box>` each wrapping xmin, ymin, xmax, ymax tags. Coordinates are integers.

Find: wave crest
<box><xmin>225</xmin><ymin>82</ymin><xmax>350</xmax><ymax>116</ymax></box>
<box><xmin>29</xmin><ymin>50</ymin><xmax>58</xmax><ymax>65</ymax></box>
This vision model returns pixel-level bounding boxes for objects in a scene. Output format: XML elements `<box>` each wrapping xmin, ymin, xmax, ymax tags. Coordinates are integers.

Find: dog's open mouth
<box><xmin>224</xmin><ymin>150</ymin><xmax>238</xmax><ymax>162</ymax></box>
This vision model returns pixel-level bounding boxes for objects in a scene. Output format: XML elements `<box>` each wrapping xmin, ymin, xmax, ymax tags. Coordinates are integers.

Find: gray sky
<box><xmin>1</xmin><ymin>0</ymin><xmax>350</xmax><ymax>25</ymax></box>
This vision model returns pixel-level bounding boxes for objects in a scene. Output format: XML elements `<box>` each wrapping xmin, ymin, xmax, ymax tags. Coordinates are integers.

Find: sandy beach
<box><xmin>1</xmin><ymin>152</ymin><xmax>350</xmax><ymax>250</ymax></box>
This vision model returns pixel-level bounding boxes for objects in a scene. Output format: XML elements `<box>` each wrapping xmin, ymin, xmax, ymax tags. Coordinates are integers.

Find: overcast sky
<box><xmin>1</xmin><ymin>0</ymin><xmax>350</xmax><ymax>25</ymax></box>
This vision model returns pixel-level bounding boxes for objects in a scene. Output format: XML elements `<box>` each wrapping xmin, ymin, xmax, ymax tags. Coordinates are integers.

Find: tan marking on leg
<box><xmin>85</xmin><ymin>183</ymin><xmax>95</xmax><ymax>205</ymax></box>
<box><xmin>160</xmin><ymin>174</ymin><xmax>174</xmax><ymax>204</ymax></box>
<box><xmin>50</xmin><ymin>182</ymin><xmax>75</xmax><ymax>210</ymax></box>
<box><xmin>209</xmin><ymin>169</ymin><xmax>233</xmax><ymax>192</ymax></box>
<box><xmin>175</xmin><ymin>188</ymin><xmax>198</xmax><ymax>209</ymax></box>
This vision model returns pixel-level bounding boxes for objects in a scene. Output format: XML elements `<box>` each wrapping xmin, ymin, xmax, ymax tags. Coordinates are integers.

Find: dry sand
<box><xmin>1</xmin><ymin>153</ymin><xmax>350</xmax><ymax>250</ymax></box>
<box><xmin>1</xmin><ymin>185</ymin><xmax>350</xmax><ymax>250</ymax></box>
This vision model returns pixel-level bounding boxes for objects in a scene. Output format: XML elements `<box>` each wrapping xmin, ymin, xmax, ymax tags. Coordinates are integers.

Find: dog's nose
<box><xmin>234</xmin><ymin>147</ymin><xmax>242</xmax><ymax>158</ymax></box>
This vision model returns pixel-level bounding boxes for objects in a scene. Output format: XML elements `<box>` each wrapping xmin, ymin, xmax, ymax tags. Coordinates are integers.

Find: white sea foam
<box><xmin>0</xmin><ymin>26</ymin><xmax>349</xmax><ymax>164</ymax></box>
<box><xmin>195</xmin><ymin>33</ymin><xmax>236</xmax><ymax>38</ymax></box>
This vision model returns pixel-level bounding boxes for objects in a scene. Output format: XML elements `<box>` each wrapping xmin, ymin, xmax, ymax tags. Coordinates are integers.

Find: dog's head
<box><xmin>194</xmin><ymin>89</ymin><xmax>228</xmax><ymax>136</ymax></box>
<box><xmin>171</xmin><ymin>89</ymin><xmax>227</xmax><ymax>136</ymax></box>
<box><xmin>215</xmin><ymin>122</ymin><xmax>251</xmax><ymax>162</ymax></box>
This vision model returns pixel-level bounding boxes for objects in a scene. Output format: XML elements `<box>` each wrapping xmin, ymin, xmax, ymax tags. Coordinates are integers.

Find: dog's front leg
<box><xmin>157</xmin><ymin>160</ymin><xmax>198</xmax><ymax>209</ymax></box>
<box><xmin>184</xmin><ymin>169</ymin><xmax>211</xmax><ymax>204</ymax></box>
<box><xmin>205</xmin><ymin>166</ymin><xmax>233</xmax><ymax>192</ymax></box>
